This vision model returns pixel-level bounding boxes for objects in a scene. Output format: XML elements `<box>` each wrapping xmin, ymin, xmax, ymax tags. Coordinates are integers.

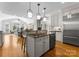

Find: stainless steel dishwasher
<box><xmin>49</xmin><ymin>32</ymin><xmax>55</xmax><ymax>50</ymax></box>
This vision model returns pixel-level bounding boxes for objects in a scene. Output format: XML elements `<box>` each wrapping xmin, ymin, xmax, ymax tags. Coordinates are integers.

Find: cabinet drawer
<box><xmin>35</xmin><ymin>38</ymin><xmax>42</xmax><ymax>42</ymax></box>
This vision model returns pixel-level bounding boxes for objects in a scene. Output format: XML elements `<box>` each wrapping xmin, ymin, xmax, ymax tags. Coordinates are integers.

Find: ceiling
<box><xmin>0</xmin><ymin>2</ymin><xmax>78</xmax><ymax>19</ymax></box>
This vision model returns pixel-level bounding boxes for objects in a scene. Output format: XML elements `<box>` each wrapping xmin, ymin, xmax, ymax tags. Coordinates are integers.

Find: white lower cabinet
<box><xmin>35</xmin><ymin>38</ymin><xmax>43</xmax><ymax>57</ymax></box>
<box><xmin>43</xmin><ymin>36</ymin><xmax>49</xmax><ymax>53</ymax></box>
<box><xmin>26</xmin><ymin>37</ymin><xmax>35</xmax><ymax>57</ymax></box>
<box><xmin>26</xmin><ymin>36</ymin><xmax>49</xmax><ymax>57</ymax></box>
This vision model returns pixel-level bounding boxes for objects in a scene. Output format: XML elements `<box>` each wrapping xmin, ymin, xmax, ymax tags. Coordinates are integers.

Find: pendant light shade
<box><xmin>27</xmin><ymin>9</ymin><xmax>33</xmax><ymax>18</ymax></box>
<box><xmin>43</xmin><ymin>16</ymin><xmax>48</xmax><ymax>21</ymax></box>
<box><xmin>27</xmin><ymin>2</ymin><xmax>33</xmax><ymax>18</ymax></box>
<box><xmin>67</xmin><ymin>13</ymin><xmax>72</xmax><ymax>19</ymax></box>
<box><xmin>43</xmin><ymin>8</ymin><xmax>48</xmax><ymax>21</ymax></box>
<box><xmin>27</xmin><ymin>3</ymin><xmax>48</xmax><ymax>21</ymax></box>
<box><xmin>36</xmin><ymin>13</ymin><xmax>41</xmax><ymax>20</ymax></box>
<box><xmin>67</xmin><ymin>8</ymin><xmax>72</xmax><ymax>19</ymax></box>
<box><xmin>36</xmin><ymin>3</ymin><xmax>41</xmax><ymax>20</ymax></box>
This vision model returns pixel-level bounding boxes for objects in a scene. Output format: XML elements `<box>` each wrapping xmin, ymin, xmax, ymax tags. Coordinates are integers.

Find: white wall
<box><xmin>0</xmin><ymin>11</ymin><xmax>13</xmax><ymax>31</ymax></box>
<box><xmin>0</xmin><ymin>11</ymin><xmax>34</xmax><ymax>31</ymax></box>
<box><xmin>33</xmin><ymin>19</ymin><xmax>37</xmax><ymax>30</ymax></box>
<box><xmin>47</xmin><ymin>10</ymin><xmax>63</xmax><ymax>42</ymax></box>
<box><xmin>55</xmin><ymin>10</ymin><xmax>63</xmax><ymax>42</ymax></box>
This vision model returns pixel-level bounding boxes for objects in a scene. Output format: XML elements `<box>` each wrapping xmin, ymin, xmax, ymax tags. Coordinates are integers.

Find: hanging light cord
<box><xmin>44</xmin><ymin>8</ymin><xmax>46</xmax><ymax>16</ymax></box>
<box><xmin>37</xmin><ymin>3</ymin><xmax>40</xmax><ymax>13</ymax></box>
<box><xmin>29</xmin><ymin>2</ymin><xmax>31</xmax><ymax>10</ymax></box>
<box><xmin>69</xmin><ymin>8</ymin><xmax>71</xmax><ymax>15</ymax></box>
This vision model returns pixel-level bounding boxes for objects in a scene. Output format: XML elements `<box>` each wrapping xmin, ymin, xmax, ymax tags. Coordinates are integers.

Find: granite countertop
<box><xmin>26</xmin><ymin>30</ymin><xmax>48</xmax><ymax>38</ymax></box>
<box><xmin>28</xmin><ymin>34</ymin><xmax>48</xmax><ymax>38</ymax></box>
<box><xmin>49</xmin><ymin>31</ymin><xmax>62</xmax><ymax>32</ymax></box>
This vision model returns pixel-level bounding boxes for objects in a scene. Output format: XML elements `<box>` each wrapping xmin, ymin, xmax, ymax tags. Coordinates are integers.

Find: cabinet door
<box><xmin>26</xmin><ymin>37</ymin><xmax>34</xmax><ymax>57</ymax></box>
<box><xmin>0</xmin><ymin>31</ymin><xmax>3</xmax><ymax>46</ymax></box>
<box><xmin>43</xmin><ymin>36</ymin><xmax>49</xmax><ymax>53</ymax></box>
<box><xmin>35</xmin><ymin>37</ymin><xmax>43</xmax><ymax>57</ymax></box>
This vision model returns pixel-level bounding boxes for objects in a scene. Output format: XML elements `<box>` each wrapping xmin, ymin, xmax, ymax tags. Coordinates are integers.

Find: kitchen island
<box><xmin>26</xmin><ymin>30</ymin><xmax>49</xmax><ymax>57</ymax></box>
<box><xmin>0</xmin><ymin>31</ymin><xmax>3</xmax><ymax>47</ymax></box>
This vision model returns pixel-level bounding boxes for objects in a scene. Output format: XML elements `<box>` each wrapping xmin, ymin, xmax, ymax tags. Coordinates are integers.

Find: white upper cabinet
<box><xmin>48</xmin><ymin>10</ymin><xmax>63</xmax><ymax>31</ymax></box>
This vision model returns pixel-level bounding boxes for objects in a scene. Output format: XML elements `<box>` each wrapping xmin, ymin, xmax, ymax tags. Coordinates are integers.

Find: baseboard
<box><xmin>63</xmin><ymin>42</ymin><xmax>79</xmax><ymax>47</ymax></box>
<box><xmin>0</xmin><ymin>43</ymin><xmax>3</xmax><ymax>48</ymax></box>
<box><xmin>56</xmin><ymin>40</ymin><xmax>63</xmax><ymax>43</ymax></box>
<box><xmin>40</xmin><ymin>48</ymin><xmax>55</xmax><ymax>57</ymax></box>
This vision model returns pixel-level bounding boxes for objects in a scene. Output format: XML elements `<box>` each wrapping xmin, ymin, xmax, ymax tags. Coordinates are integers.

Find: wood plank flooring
<box><xmin>0</xmin><ymin>34</ymin><xmax>26</xmax><ymax>57</ymax></box>
<box><xmin>0</xmin><ymin>34</ymin><xmax>79</xmax><ymax>57</ymax></box>
<box><xmin>42</xmin><ymin>41</ymin><xmax>79</xmax><ymax>57</ymax></box>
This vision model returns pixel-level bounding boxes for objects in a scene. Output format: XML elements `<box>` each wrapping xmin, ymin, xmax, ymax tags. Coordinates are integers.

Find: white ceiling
<box><xmin>0</xmin><ymin>2</ymin><xmax>79</xmax><ymax>18</ymax></box>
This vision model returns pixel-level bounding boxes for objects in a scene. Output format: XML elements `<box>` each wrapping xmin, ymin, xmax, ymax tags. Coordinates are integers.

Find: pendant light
<box><xmin>27</xmin><ymin>2</ymin><xmax>33</xmax><ymax>18</ymax></box>
<box><xmin>67</xmin><ymin>12</ymin><xmax>72</xmax><ymax>19</ymax></box>
<box><xmin>36</xmin><ymin>3</ymin><xmax>41</xmax><ymax>20</ymax></box>
<box><xmin>67</xmin><ymin>8</ymin><xmax>72</xmax><ymax>19</ymax></box>
<box><xmin>43</xmin><ymin>8</ymin><xmax>48</xmax><ymax>21</ymax></box>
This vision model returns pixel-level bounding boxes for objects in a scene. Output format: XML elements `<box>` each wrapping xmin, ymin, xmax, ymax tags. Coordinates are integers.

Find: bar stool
<box><xmin>22</xmin><ymin>32</ymin><xmax>28</xmax><ymax>56</ymax></box>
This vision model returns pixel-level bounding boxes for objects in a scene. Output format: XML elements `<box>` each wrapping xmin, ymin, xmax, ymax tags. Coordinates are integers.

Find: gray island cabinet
<box><xmin>0</xmin><ymin>31</ymin><xmax>3</xmax><ymax>47</ymax></box>
<box><xmin>26</xmin><ymin>35</ymin><xmax>49</xmax><ymax>57</ymax></box>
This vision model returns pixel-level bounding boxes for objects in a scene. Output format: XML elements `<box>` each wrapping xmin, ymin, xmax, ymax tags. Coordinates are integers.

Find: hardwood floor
<box><xmin>0</xmin><ymin>34</ymin><xmax>26</xmax><ymax>57</ymax></box>
<box><xmin>42</xmin><ymin>41</ymin><xmax>79</xmax><ymax>57</ymax></box>
<box><xmin>0</xmin><ymin>34</ymin><xmax>79</xmax><ymax>57</ymax></box>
